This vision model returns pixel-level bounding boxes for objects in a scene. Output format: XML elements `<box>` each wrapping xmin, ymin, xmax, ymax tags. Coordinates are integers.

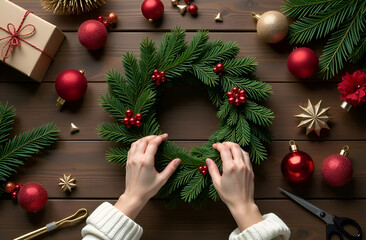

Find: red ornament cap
<box><xmin>55</xmin><ymin>69</ymin><xmax>88</xmax><ymax>107</ymax></box>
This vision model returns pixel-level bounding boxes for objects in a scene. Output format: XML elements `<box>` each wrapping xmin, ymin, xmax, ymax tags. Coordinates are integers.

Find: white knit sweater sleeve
<box><xmin>229</xmin><ymin>213</ymin><xmax>291</xmax><ymax>240</ymax></box>
<box><xmin>81</xmin><ymin>202</ymin><xmax>143</xmax><ymax>240</ymax></box>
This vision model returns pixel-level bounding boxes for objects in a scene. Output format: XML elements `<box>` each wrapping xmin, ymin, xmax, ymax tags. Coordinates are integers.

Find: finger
<box><xmin>206</xmin><ymin>158</ymin><xmax>221</xmax><ymax>186</ymax></box>
<box><xmin>222</xmin><ymin>142</ymin><xmax>244</xmax><ymax>162</ymax></box>
<box><xmin>135</xmin><ymin>135</ymin><xmax>157</xmax><ymax>153</ymax></box>
<box><xmin>159</xmin><ymin>158</ymin><xmax>181</xmax><ymax>185</ymax></box>
<box><xmin>129</xmin><ymin>140</ymin><xmax>139</xmax><ymax>155</ymax></box>
<box><xmin>241</xmin><ymin>149</ymin><xmax>252</xmax><ymax>171</ymax></box>
<box><xmin>145</xmin><ymin>133</ymin><xmax>168</xmax><ymax>156</ymax></box>
<box><xmin>213</xmin><ymin>143</ymin><xmax>234</xmax><ymax>171</ymax></box>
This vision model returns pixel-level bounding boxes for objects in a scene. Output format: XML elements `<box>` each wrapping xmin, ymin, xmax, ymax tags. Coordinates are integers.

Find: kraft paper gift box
<box><xmin>0</xmin><ymin>0</ymin><xmax>65</xmax><ymax>82</ymax></box>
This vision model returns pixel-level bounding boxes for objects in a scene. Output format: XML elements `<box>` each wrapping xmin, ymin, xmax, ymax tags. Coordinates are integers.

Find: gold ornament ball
<box><xmin>252</xmin><ymin>11</ymin><xmax>289</xmax><ymax>44</ymax></box>
<box><xmin>107</xmin><ymin>12</ymin><xmax>118</xmax><ymax>24</ymax></box>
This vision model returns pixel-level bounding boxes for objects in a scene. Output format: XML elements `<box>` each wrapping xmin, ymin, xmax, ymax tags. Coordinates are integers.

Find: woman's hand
<box><xmin>206</xmin><ymin>142</ymin><xmax>263</xmax><ymax>231</ymax></box>
<box><xmin>115</xmin><ymin>134</ymin><xmax>181</xmax><ymax>220</ymax></box>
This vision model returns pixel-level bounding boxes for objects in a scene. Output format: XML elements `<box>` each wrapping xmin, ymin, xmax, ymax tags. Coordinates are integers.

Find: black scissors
<box><xmin>279</xmin><ymin>188</ymin><xmax>362</xmax><ymax>240</ymax></box>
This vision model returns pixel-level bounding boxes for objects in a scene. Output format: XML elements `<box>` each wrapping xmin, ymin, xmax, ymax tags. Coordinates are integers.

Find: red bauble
<box><xmin>188</xmin><ymin>4</ymin><xmax>198</xmax><ymax>15</ymax></box>
<box><xmin>55</xmin><ymin>69</ymin><xmax>88</xmax><ymax>102</ymax></box>
<box><xmin>107</xmin><ymin>12</ymin><xmax>118</xmax><ymax>24</ymax></box>
<box><xmin>15</xmin><ymin>184</ymin><xmax>23</xmax><ymax>191</ymax></box>
<box><xmin>287</xmin><ymin>47</ymin><xmax>319</xmax><ymax>79</ymax></box>
<box><xmin>17</xmin><ymin>183</ymin><xmax>48</xmax><ymax>212</ymax></box>
<box><xmin>321</xmin><ymin>146</ymin><xmax>353</xmax><ymax>187</ymax></box>
<box><xmin>11</xmin><ymin>191</ymin><xmax>18</xmax><ymax>199</ymax></box>
<box><xmin>4</xmin><ymin>181</ymin><xmax>16</xmax><ymax>193</ymax></box>
<box><xmin>281</xmin><ymin>141</ymin><xmax>314</xmax><ymax>183</ymax></box>
<box><xmin>141</xmin><ymin>0</ymin><xmax>164</xmax><ymax>22</ymax></box>
<box><xmin>78</xmin><ymin>20</ymin><xmax>108</xmax><ymax>50</ymax></box>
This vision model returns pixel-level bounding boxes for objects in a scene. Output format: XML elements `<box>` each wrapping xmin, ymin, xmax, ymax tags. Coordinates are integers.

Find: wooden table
<box><xmin>1</xmin><ymin>0</ymin><xmax>365</xmax><ymax>239</ymax></box>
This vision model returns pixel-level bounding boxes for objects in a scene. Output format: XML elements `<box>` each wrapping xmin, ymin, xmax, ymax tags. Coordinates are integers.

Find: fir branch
<box><xmin>0</xmin><ymin>123</ymin><xmax>59</xmax><ymax>181</ymax></box>
<box><xmin>282</xmin><ymin>0</ymin><xmax>337</xmax><ymax>18</ymax></box>
<box><xmin>248</xmin><ymin>135</ymin><xmax>267</xmax><ymax>164</ymax></box>
<box><xmin>139</xmin><ymin>38</ymin><xmax>158</xmax><ymax>89</ymax></box>
<box><xmin>106</xmin><ymin>147</ymin><xmax>128</xmax><ymax>165</ymax></box>
<box><xmin>209</xmin><ymin>183</ymin><xmax>220</xmax><ymax>201</ymax></box>
<box><xmin>241</xmin><ymin>101</ymin><xmax>274</xmax><ymax>127</ymax></box>
<box><xmin>181</xmin><ymin>172</ymin><xmax>207</xmax><ymax>202</ymax></box>
<box><xmin>235</xmin><ymin>117</ymin><xmax>251</xmax><ymax>146</ymax></box>
<box><xmin>349</xmin><ymin>34</ymin><xmax>366</xmax><ymax>63</ymax></box>
<box><xmin>288</xmin><ymin>0</ymin><xmax>359</xmax><ymax>44</ymax></box>
<box><xmin>250</xmin><ymin>124</ymin><xmax>273</xmax><ymax>144</ymax></box>
<box><xmin>191</xmin><ymin>64</ymin><xmax>220</xmax><ymax>87</ymax></box>
<box><xmin>223</xmin><ymin>57</ymin><xmax>257</xmax><ymax>76</ymax></box>
<box><xmin>158</xmin><ymin>28</ymin><xmax>187</xmax><ymax>68</ymax></box>
<box><xmin>134</xmin><ymin>90</ymin><xmax>156</xmax><ymax>116</ymax></box>
<box><xmin>105</xmin><ymin>69</ymin><xmax>136</xmax><ymax>105</ymax></box>
<box><xmin>0</xmin><ymin>102</ymin><xmax>15</xmax><ymax>146</ymax></box>
<box><xmin>122</xmin><ymin>53</ymin><xmax>142</xmax><ymax>94</ymax></box>
<box><xmin>99</xmin><ymin>94</ymin><xmax>126</xmax><ymax>123</ymax></box>
<box><xmin>207</xmin><ymin>87</ymin><xmax>224</xmax><ymax>108</ymax></box>
<box><xmin>319</xmin><ymin>3</ymin><xmax>366</xmax><ymax>79</ymax></box>
<box><xmin>97</xmin><ymin>122</ymin><xmax>142</xmax><ymax>143</ymax></box>
<box><xmin>199</xmin><ymin>41</ymin><xmax>240</xmax><ymax>65</ymax></box>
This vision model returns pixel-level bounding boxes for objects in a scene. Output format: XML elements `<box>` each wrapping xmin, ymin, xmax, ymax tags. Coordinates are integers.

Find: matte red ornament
<box><xmin>287</xmin><ymin>47</ymin><xmax>319</xmax><ymax>79</ymax></box>
<box><xmin>321</xmin><ymin>146</ymin><xmax>353</xmax><ymax>187</ymax></box>
<box><xmin>78</xmin><ymin>20</ymin><xmax>108</xmax><ymax>50</ymax></box>
<box><xmin>188</xmin><ymin>4</ymin><xmax>198</xmax><ymax>15</ymax></box>
<box><xmin>281</xmin><ymin>140</ymin><xmax>314</xmax><ymax>183</ymax></box>
<box><xmin>55</xmin><ymin>69</ymin><xmax>88</xmax><ymax>106</ymax></box>
<box><xmin>17</xmin><ymin>183</ymin><xmax>48</xmax><ymax>212</ymax></box>
<box><xmin>141</xmin><ymin>0</ymin><xmax>164</xmax><ymax>22</ymax></box>
<box><xmin>4</xmin><ymin>181</ymin><xmax>15</xmax><ymax>193</ymax></box>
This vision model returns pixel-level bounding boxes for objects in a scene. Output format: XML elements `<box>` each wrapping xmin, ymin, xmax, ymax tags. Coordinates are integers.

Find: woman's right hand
<box><xmin>206</xmin><ymin>142</ymin><xmax>263</xmax><ymax>231</ymax></box>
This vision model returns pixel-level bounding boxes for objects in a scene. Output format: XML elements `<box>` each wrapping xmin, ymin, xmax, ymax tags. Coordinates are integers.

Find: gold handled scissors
<box><xmin>14</xmin><ymin>208</ymin><xmax>88</xmax><ymax>240</ymax></box>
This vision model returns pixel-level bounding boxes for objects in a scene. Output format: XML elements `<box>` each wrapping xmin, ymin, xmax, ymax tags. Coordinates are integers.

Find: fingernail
<box><xmin>174</xmin><ymin>159</ymin><xmax>181</xmax><ymax>167</ymax></box>
<box><xmin>206</xmin><ymin>158</ymin><xmax>211</xmax><ymax>166</ymax></box>
<box><xmin>162</xmin><ymin>133</ymin><xmax>168</xmax><ymax>137</ymax></box>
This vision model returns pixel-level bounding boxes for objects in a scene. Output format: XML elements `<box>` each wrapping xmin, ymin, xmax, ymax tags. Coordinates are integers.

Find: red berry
<box><xmin>203</xmin><ymin>165</ymin><xmax>208</xmax><ymax>170</ymax></box>
<box><xmin>126</xmin><ymin>124</ymin><xmax>131</xmax><ymax>129</ymax></box>
<box><xmin>156</xmin><ymin>80</ymin><xmax>161</xmax><ymax>86</ymax></box>
<box><xmin>156</xmin><ymin>74</ymin><xmax>162</xmax><ymax>80</ymax></box>
<box><xmin>234</xmin><ymin>98</ymin><xmax>241</xmax><ymax>106</ymax></box>
<box><xmin>153</xmin><ymin>69</ymin><xmax>159</xmax><ymax>75</ymax></box>
<box><xmin>228</xmin><ymin>97</ymin><xmax>235</xmax><ymax>104</ymax></box>
<box><xmin>11</xmin><ymin>191</ymin><xmax>17</xmax><ymax>199</ymax></box>
<box><xmin>213</xmin><ymin>67</ymin><xmax>217</xmax><ymax>73</ymax></box>
<box><xmin>4</xmin><ymin>182</ymin><xmax>15</xmax><ymax>193</ymax></box>
<box><xmin>103</xmin><ymin>20</ymin><xmax>110</xmax><ymax>27</ymax></box>
<box><xmin>216</xmin><ymin>63</ymin><xmax>224</xmax><ymax>72</ymax></box>
<box><xmin>129</xmin><ymin>117</ymin><xmax>136</xmax><ymax>125</ymax></box>
<box><xmin>201</xmin><ymin>170</ymin><xmax>207</xmax><ymax>175</ymax></box>
<box><xmin>161</xmin><ymin>76</ymin><xmax>166</xmax><ymax>83</ymax></box>
<box><xmin>125</xmin><ymin>109</ymin><xmax>133</xmax><ymax>117</ymax></box>
<box><xmin>135</xmin><ymin>120</ymin><xmax>142</xmax><ymax>127</ymax></box>
<box><xmin>235</xmin><ymin>93</ymin><xmax>239</xmax><ymax>98</ymax></box>
<box><xmin>227</xmin><ymin>92</ymin><xmax>233</xmax><ymax>98</ymax></box>
<box><xmin>198</xmin><ymin>166</ymin><xmax>203</xmax><ymax>172</ymax></box>
<box><xmin>239</xmin><ymin>89</ymin><xmax>246</xmax><ymax>96</ymax></box>
<box><xmin>97</xmin><ymin>16</ymin><xmax>104</xmax><ymax>22</ymax></box>
<box><xmin>160</xmin><ymin>71</ymin><xmax>165</xmax><ymax>76</ymax></box>
<box><xmin>135</xmin><ymin>113</ymin><xmax>142</xmax><ymax>120</ymax></box>
<box><xmin>232</xmin><ymin>87</ymin><xmax>239</xmax><ymax>93</ymax></box>
<box><xmin>188</xmin><ymin>4</ymin><xmax>198</xmax><ymax>15</ymax></box>
<box><xmin>239</xmin><ymin>96</ymin><xmax>246</xmax><ymax>103</ymax></box>
<box><xmin>151</xmin><ymin>74</ymin><xmax>157</xmax><ymax>81</ymax></box>
<box><xmin>123</xmin><ymin>117</ymin><xmax>129</xmax><ymax>125</ymax></box>
<box><xmin>184</xmin><ymin>0</ymin><xmax>190</xmax><ymax>3</ymax></box>
<box><xmin>15</xmin><ymin>184</ymin><xmax>22</xmax><ymax>191</ymax></box>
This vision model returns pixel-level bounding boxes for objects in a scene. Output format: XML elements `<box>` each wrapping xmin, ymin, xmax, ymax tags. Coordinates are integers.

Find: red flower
<box><xmin>338</xmin><ymin>70</ymin><xmax>366</xmax><ymax>107</ymax></box>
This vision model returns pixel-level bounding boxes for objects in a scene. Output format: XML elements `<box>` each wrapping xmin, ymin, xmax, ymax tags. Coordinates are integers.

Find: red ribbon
<box><xmin>0</xmin><ymin>11</ymin><xmax>54</xmax><ymax>62</ymax></box>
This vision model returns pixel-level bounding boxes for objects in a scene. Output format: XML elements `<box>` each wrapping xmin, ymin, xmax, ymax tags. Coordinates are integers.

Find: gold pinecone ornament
<box><xmin>251</xmin><ymin>11</ymin><xmax>289</xmax><ymax>44</ymax></box>
<box><xmin>41</xmin><ymin>0</ymin><xmax>106</xmax><ymax>15</ymax></box>
<box><xmin>59</xmin><ymin>174</ymin><xmax>77</xmax><ymax>192</ymax></box>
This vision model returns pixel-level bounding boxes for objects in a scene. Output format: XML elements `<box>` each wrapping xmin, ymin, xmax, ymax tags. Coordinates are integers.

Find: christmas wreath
<box><xmin>98</xmin><ymin>28</ymin><xmax>274</xmax><ymax>206</ymax></box>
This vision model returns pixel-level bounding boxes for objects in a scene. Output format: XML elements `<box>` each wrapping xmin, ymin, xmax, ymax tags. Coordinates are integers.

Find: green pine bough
<box><xmin>282</xmin><ymin>0</ymin><xmax>366</xmax><ymax>80</ymax></box>
<box><xmin>0</xmin><ymin>102</ymin><xmax>59</xmax><ymax>195</ymax></box>
<box><xmin>98</xmin><ymin>28</ymin><xmax>274</xmax><ymax>206</ymax></box>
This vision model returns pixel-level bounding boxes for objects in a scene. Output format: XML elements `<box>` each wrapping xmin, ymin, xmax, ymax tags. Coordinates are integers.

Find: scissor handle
<box><xmin>326</xmin><ymin>223</ymin><xmax>344</xmax><ymax>240</ymax></box>
<box><xmin>333</xmin><ymin>216</ymin><xmax>363</xmax><ymax>240</ymax></box>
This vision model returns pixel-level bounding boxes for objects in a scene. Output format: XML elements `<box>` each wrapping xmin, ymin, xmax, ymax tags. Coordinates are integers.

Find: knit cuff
<box><xmin>229</xmin><ymin>213</ymin><xmax>291</xmax><ymax>240</ymax></box>
<box><xmin>82</xmin><ymin>202</ymin><xmax>143</xmax><ymax>240</ymax></box>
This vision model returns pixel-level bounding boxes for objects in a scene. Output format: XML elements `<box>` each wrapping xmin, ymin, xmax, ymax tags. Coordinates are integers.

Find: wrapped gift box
<box><xmin>0</xmin><ymin>0</ymin><xmax>65</xmax><ymax>82</ymax></box>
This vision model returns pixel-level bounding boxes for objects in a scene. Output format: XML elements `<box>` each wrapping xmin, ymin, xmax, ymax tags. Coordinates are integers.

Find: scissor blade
<box><xmin>279</xmin><ymin>188</ymin><xmax>332</xmax><ymax>223</ymax></box>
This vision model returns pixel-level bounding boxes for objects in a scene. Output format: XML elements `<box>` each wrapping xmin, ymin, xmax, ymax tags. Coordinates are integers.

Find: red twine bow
<box><xmin>0</xmin><ymin>11</ymin><xmax>54</xmax><ymax>62</ymax></box>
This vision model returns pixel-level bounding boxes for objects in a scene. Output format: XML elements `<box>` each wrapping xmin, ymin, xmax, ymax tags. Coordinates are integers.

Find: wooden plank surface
<box><xmin>1</xmin><ymin>0</ymin><xmax>365</xmax><ymax>239</ymax></box>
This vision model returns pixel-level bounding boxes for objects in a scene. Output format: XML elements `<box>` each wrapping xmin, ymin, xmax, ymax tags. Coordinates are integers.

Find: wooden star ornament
<box><xmin>58</xmin><ymin>174</ymin><xmax>77</xmax><ymax>192</ymax></box>
<box><xmin>295</xmin><ymin>99</ymin><xmax>332</xmax><ymax>136</ymax></box>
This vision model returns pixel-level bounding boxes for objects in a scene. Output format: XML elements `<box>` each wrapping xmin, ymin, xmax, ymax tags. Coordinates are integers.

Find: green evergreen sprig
<box><xmin>98</xmin><ymin>28</ymin><xmax>273</xmax><ymax>206</ymax></box>
<box><xmin>282</xmin><ymin>0</ymin><xmax>366</xmax><ymax>80</ymax></box>
<box><xmin>0</xmin><ymin>102</ymin><xmax>59</xmax><ymax>195</ymax></box>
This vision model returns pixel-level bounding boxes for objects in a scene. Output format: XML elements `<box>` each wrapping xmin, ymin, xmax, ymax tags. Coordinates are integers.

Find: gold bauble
<box><xmin>252</xmin><ymin>11</ymin><xmax>289</xmax><ymax>44</ymax></box>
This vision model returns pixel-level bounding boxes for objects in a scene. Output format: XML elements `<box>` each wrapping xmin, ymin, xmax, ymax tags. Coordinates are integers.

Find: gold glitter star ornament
<box><xmin>295</xmin><ymin>99</ymin><xmax>332</xmax><ymax>136</ymax></box>
<box><xmin>59</xmin><ymin>174</ymin><xmax>77</xmax><ymax>192</ymax></box>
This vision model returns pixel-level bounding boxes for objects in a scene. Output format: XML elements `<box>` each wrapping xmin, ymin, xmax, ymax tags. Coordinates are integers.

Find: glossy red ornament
<box><xmin>107</xmin><ymin>12</ymin><xmax>118</xmax><ymax>24</ymax></box>
<box><xmin>184</xmin><ymin>0</ymin><xmax>191</xmax><ymax>3</ymax></box>
<box><xmin>287</xmin><ymin>47</ymin><xmax>319</xmax><ymax>79</ymax></box>
<box><xmin>78</xmin><ymin>20</ymin><xmax>108</xmax><ymax>50</ymax></box>
<box><xmin>17</xmin><ymin>183</ymin><xmax>48</xmax><ymax>212</ymax></box>
<box><xmin>281</xmin><ymin>140</ymin><xmax>314</xmax><ymax>183</ymax></box>
<box><xmin>4</xmin><ymin>181</ymin><xmax>15</xmax><ymax>193</ymax></box>
<box><xmin>321</xmin><ymin>146</ymin><xmax>353</xmax><ymax>187</ymax></box>
<box><xmin>15</xmin><ymin>184</ymin><xmax>23</xmax><ymax>191</ymax></box>
<box><xmin>55</xmin><ymin>69</ymin><xmax>88</xmax><ymax>106</ymax></box>
<box><xmin>188</xmin><ymin>4</ymin><xmax>198</xmax><ymax>15</ymax></box>
<box><xmin>141</xmin><ymin>0</ymin><xmax>164</xmax><ymax>22</ymax></box>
